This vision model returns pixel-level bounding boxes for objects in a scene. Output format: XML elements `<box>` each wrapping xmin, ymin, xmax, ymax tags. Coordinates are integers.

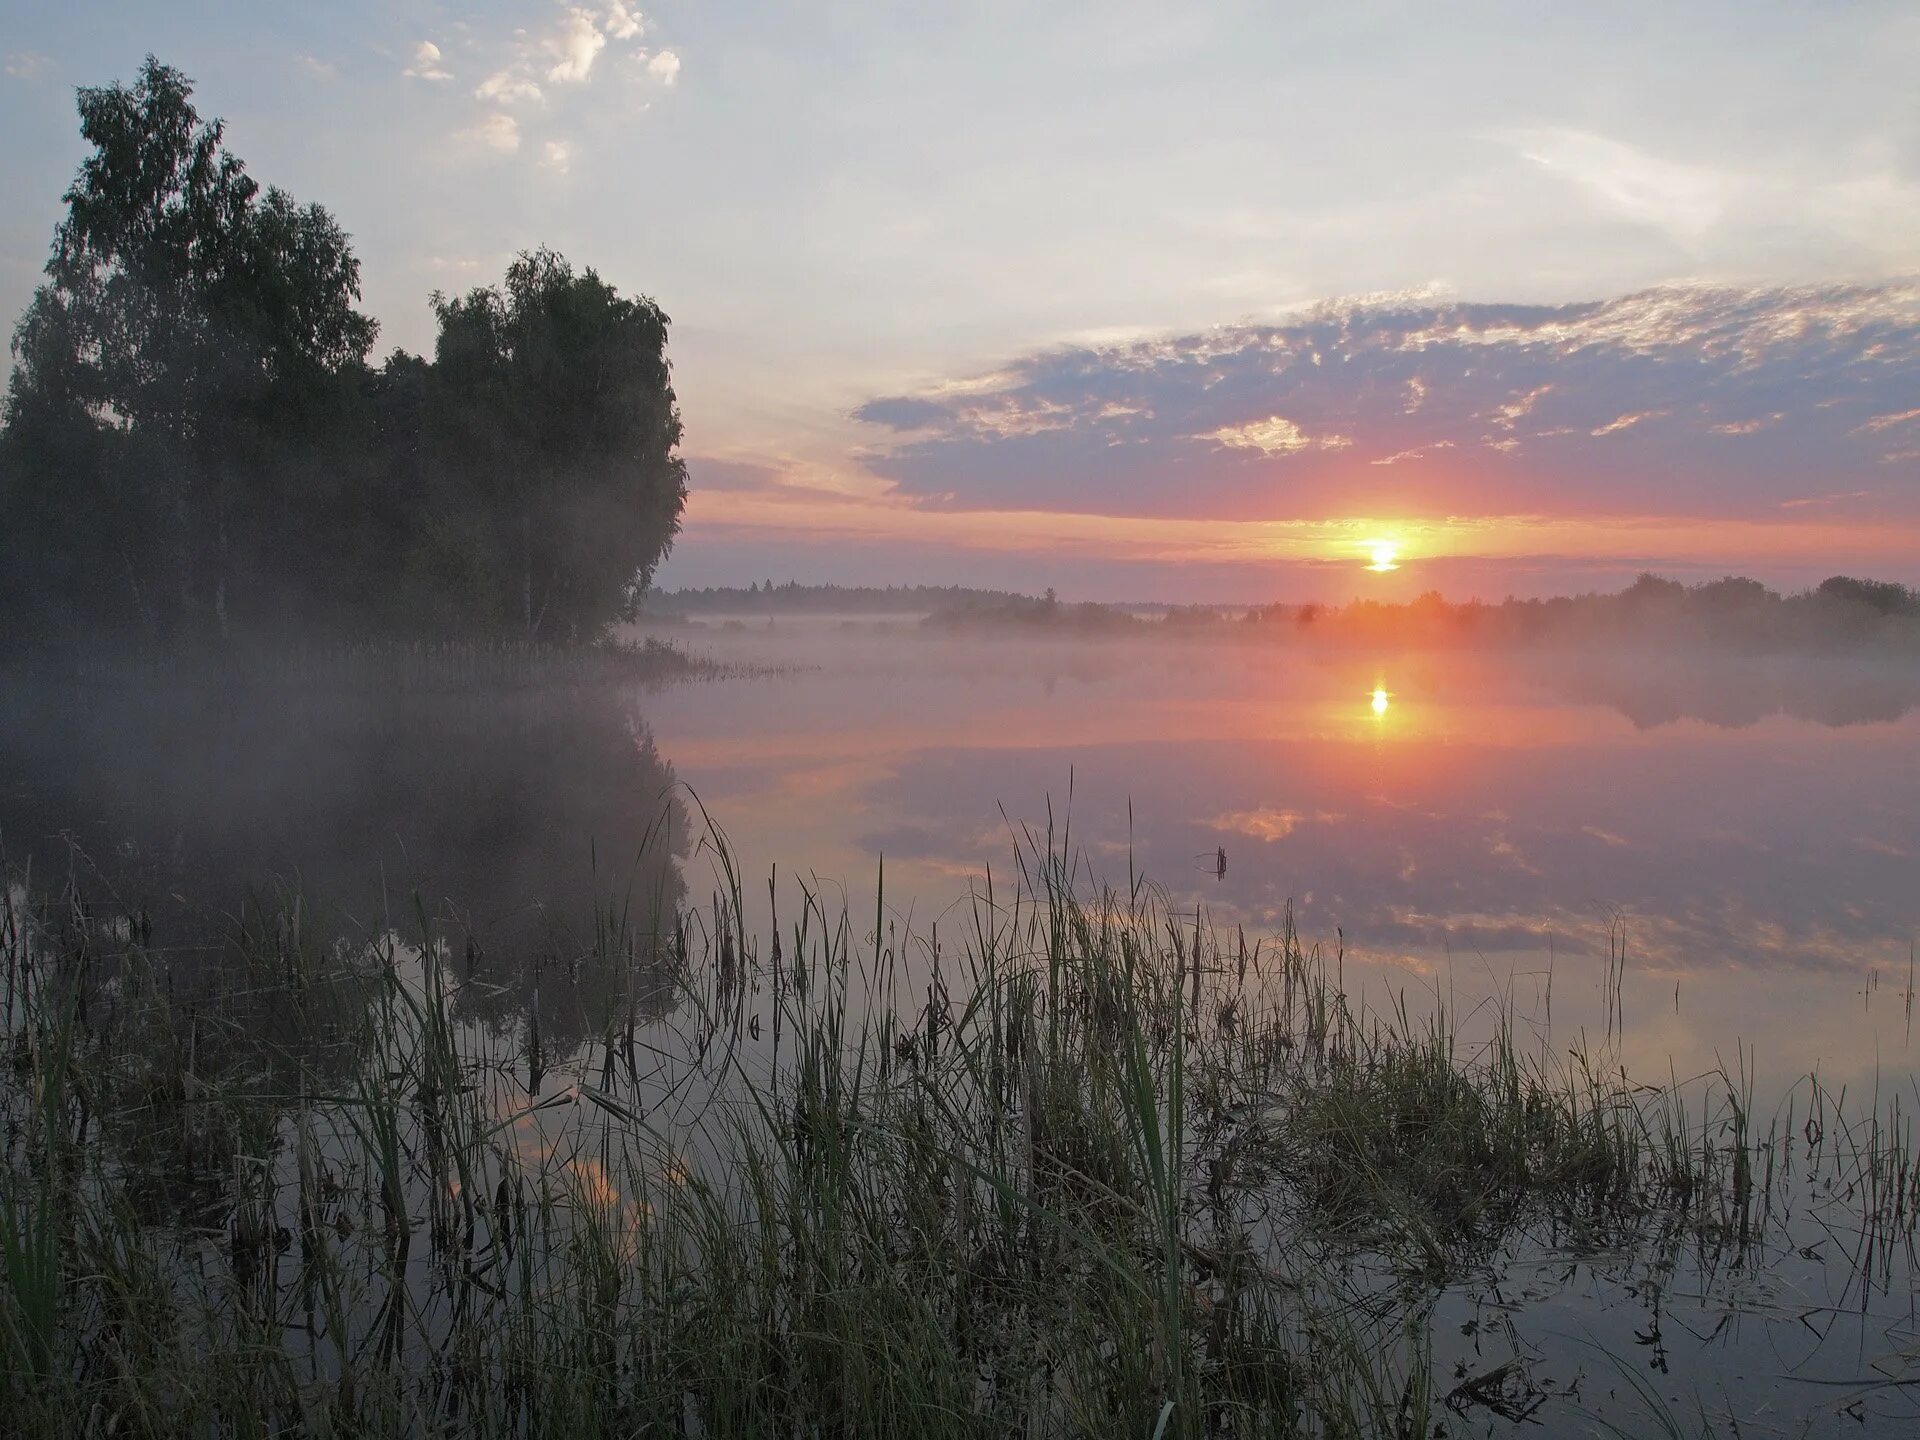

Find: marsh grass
<box><xmin>1</xmin><ymin>826</ymin><xmax>1916</xmax><ymax>1437</ymax></box>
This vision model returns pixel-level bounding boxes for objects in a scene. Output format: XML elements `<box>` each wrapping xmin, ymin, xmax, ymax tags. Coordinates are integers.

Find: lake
<box><xmin>13</xmin><ymin>623</ymin><xmax>1914</xmax><ymax>1091</ymax></box>
<box><xmin>3</xmin><ymin>625</ymin><xmax>1917</xmax><ymax>1434</ymax></box>
<box><xmin>639</xmin><ymin>618</ymin><xmax>1920</xmax><ymax>1093</ymax></box>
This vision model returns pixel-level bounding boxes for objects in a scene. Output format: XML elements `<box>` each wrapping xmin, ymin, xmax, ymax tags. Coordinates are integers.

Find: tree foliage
<box><xmin>1816</xmin><ymin>574</ymin><xmax>1916</xmax><ymax>617</ymax></box>
<box><xmin>421</xmin><ymin>250</ymin><xmax>685</xmax><ymax>641</ymax></box>
<box><xmin>1</xmin><ymin>58</ymin><xmax>686</xmax><ymax>651</ymax></box>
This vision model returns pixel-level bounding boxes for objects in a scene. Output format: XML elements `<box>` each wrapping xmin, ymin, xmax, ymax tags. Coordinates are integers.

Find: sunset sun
<box><xmin>1367</xmin><ymin>541</ymin><xmax>1400</xmax><ymax>572</ymax></box>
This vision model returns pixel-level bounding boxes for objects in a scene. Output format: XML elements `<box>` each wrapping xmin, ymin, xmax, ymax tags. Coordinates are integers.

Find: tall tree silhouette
<box><xmin>2</xmin><ymin>60</ymin><xmax>687</xmax><ymax>650</ymax></box>
<box><xmin>424</xmin><ymin>249</ymin><xmax>687</xmax><ymax>641</ymax></box>
<box><xmin>1</xmin><ymin>57</ymin><xmax>376</xmax><ymax>642</ymax></box>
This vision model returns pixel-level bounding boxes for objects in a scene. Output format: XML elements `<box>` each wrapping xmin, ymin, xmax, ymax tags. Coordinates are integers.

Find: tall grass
<box><xmin>1</xmin><ymin>831</ymin><xmax>1915</xmax><ymax>1437</ymax></box>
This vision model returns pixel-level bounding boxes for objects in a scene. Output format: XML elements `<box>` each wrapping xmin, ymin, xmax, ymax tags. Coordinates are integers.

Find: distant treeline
<box><xmin>924</xmin><ymin>589</ymin><xmax>1142</xmax><ymax>634</ymax></box>
<box><xmin>647</xmin><ymin>582</ymin><xmax>1029</xmax><ymax>615</ymax></box>
<box><xmin>0</xmin><ymin>59</ymin><xmax>686</xmax><ymax>652</ymax></box>
<box><xmin>919</xmin><ymin>573</ymin><xmax>1920</xmax><ymax>649</ymax></box>
<box><xmin>1254</xmin><ymin>573</ymin><xmax>1920</xmax><ymax>648</ymax></box>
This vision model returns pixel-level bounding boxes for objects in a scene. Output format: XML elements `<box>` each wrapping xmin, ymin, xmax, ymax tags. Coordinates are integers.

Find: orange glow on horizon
<box><xmin>679</xmin><ymin>476</ymin><xmax>1920</xmax><ymax>576</ymax></box>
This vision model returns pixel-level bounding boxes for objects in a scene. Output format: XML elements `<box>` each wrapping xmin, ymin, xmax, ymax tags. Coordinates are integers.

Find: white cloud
<box><xmin>1489</xmin><ymin>124</ymin><xmax>1920</xmax><ymax>272</ymax></box>
<box><xmin>1711</xmin><ymin>414</ymin><xmax>1783</xmax><ymax>436</ymax></box>
<box><xmin>477</xmin><ymin>70</ymin><xmax>543</xmax><ymax>105</ymax></box>
<box><xmin>1505</xmin><ymin>128</ymin><xmax>1731</xmax><ymax>244</ymax></box>
<box><xmin>462</xmin><ymin>112</ymin><xmax>520</xmax><ymax>154</ymax></box>
<box><xmin>1371</xmin><ymin>441</ymin><xmax>1454</xmax><ymax>467</ymax></box>
<box><xmin>440</xmin><ymin>7</ymin><xmax>670</xmax><ymax>160</ymax></box>
<box><xmin>1204</xmin><ymin>416</ymin><xmax>1351</xmax><ymax>456</ymax></box>
<box><xmin>603</xmin><ymin>2</ymin><xmax>646</xmax><ymax>41</ymax></box>
<box><xmin>436</xmin><ymin>3</ymin><xmax>668</xmax><ymax>154</ymax></box>
<box><xmin>297</xmin><ymin>55</ymin><xmax>339</xmax><ymax>81</ymax></box>
<box><xmin>1491</xmin><ymin>385</ymin><xmax>1550</xmax><ymax>431</ymax></box>
<box><xmin>1855</xmin><ymin>407</ymin><xmax>1920</xmax><ymax>434</ymax></box>
<box><xmin>404</xmin><ymin>41</ymin><xmax>452</xmax><ymax>82</ymax></box>
<box><xmin>546</xmin><ymin>7</ymin><xmax>607</xmax><ymax>83</ymax></box>
<box><xmin>5</xmin><ymin>51</ymin><xmax>54</xmax><ymax>79</ymax></box>
<box><xmin>1778</xmin><ymin>488</ymin><xmax>1878</xmax><ymax>510</ymax></box>
<box><xmin>1589</xmin><ymin>410</ymin><xmax>1664</xmax><ymax>437</ymax></box>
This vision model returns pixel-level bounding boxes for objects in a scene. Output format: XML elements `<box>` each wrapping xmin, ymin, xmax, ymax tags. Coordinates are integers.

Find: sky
<box><xmin>2</xmin><ymin>1</ymin><xmax>1917</xmax><ymax>601</ymax></box>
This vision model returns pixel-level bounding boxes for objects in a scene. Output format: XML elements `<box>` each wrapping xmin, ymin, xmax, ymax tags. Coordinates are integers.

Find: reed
<box><xmin>1</xmin><ymin>828</ymin><xmax>1915</xmax><ymax>1437</ymax></box>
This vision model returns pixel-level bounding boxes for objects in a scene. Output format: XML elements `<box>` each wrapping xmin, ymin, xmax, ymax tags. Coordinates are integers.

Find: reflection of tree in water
<box><xmin>1540</xmin><ymin>653</ymin><xmax>1920</xmax><ymax>730</ymax></box>
<box><xmin>0</xmin><ymin>677</ymin><xmax>690</xmax><ymax>1053</ymax></box>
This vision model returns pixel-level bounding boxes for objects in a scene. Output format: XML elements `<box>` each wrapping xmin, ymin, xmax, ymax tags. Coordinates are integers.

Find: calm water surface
<box><xmin>4</xmin><ymin>624</ymin><xmax>1914</xmax><ymax>1090</ymax></box>
<box><xmin>641</xmin><ymin>619</ymin><xmax>1920</xmax><ymax>1094</ymax></box>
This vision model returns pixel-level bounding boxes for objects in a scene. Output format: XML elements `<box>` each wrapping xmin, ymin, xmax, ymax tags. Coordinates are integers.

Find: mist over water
<box><xmin>631</xmin><ymin>617</ymin><xmax>1920</xmax><ymax>1091</ymax></box>
<box><xmin>9</xmin><ymin>620</ymin><xmax>1912</xmax><ymax>1095</ymax></box>
<box><xmin>0</xmin><ymin>670</ymin><xmax>689</xmax><ymax>1049</ymax></box>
